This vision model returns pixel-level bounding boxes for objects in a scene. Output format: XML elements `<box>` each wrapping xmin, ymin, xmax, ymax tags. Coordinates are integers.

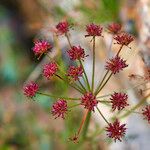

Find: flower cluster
<box><xmin>85</xmin><ymin>23</ymin><xmax>103</xmax><ymax>37</ymax></box>
<box><xmin>105</xmin><ymin>56</ymin><xmax>128</xmax><ymax>74</ymax></box>
<box><xmin>142</xmin><ymin>105</ymin><xmax>150</xmax><ymax>123</ymax></box>
<box><xmin>23</xmin><ymin>82</ymin><xmax>39</xmax><ymax>98</ymax></box>
<box><xmin>81</xmin><ymin>92</ymin><xmax>98</xmax><ymax>111</ymax></box>
<box><xmin>107</xmin><ymin>23</ymin><xmax>121</xmax><ymax>35</ymax></box>
<box><xmin>32</xmin><ymin>40</ymin><xmax>52</xmax><ymax>58</ymax></box>
<box><xmin>67</xmin><ymin>46</ymin><xmax>86</xmax><ymax>60</ymax></box>
<box><xmin>67</xmin><ymin>65</ymin><xmax>83</xmax><ymax>81</ymax></box>
<box><xmin>110</xmin><ymin>92</ymin><xmax>129</xmax><ymax>111</ymax></box>
<box><xmin>56</xmin><ymin>21</ymin><xmax>69</xmax><ymax>35</ymax></box>
<box><xmin>51</xmin><ymin>99</ymin><xmax>68</xmax><ymax>119</ymax></box>
<box><xmin>24</xmin><ymin>21</ymin><xmax>148</xmax><ymax>143</ymax></box>
<box><xmin>114</xmin><ymin>32</ymin><xmax>134</xmax><ymax>46</ymax></box>
<box><xmin>106</xmin><ymin>119</ymin><xmax>126</xmax><ymax>142</ymax></box>
<box><xmin>43</xmin><ymin>62</ymin><xmax>58</xmax><ymax>79</ymax></box>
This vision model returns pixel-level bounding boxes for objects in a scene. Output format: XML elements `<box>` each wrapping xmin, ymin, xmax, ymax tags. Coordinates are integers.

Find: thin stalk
<box><xmin>92</xmin><ymin>36</ymin><xmax>96</xmax><ymax>92</ymax></box>
<box><xmin>73</xmin><ymin>82</ymin><xmax>85</xmax><ymax>93</ymax></box>
<box><xmin>79</xmin><ymin>60</ymin><xmax>91</xmax><ymax>91</ymax></box>
<box><xmin>55</xmin><ymin>74</ymin><xmax>84</xmax><ymax>94</ymax></box>
<box><xmin>122</xmin><ymin>109</ymin><xmax>142</xmax><ymax>115</ymax></box>
<box><xmin>95</xmin><ymin>73</ymin><xmax>113</xmax><ymax>95</ymax></box>
<box><xmin>94</xmin><ymin>70</ymin><xmax>109</xmax><ymax>95</ymax></box>
<box><xmin>37</xmin><ymin>92</ymin><xmax>80</xmax><ymax>100</ymax></box>
<box><xmin>96</xmin><ymin>106</ymin><xmax>109</xmax><ymax>125</ymax></box>
<box><xmin>78</xmin><ymin>79</ymin><xmax>87</xmax><ymax>92</ymax></box>
<box><xmin>65</xmin><ymin>33</ymin><xmax>72</xmax><ymax>48</ymax></box>
<box><xmin>116</xmin><ymin>45</ymin><xmax>123</xmax><ymax>56</ymax></box>
<box><xmin>119</xmin><ymin>93</ymin><xmax>150</xmax><ymax>119</ymax></box>
<box><xmin>68</xmin><ymin>103</ymin><xmax>81</xmax><ymax>109</ymax></box>
<box><xmin>77</xmin><ymin>109</ymin><xmax>89</xmax><ymax>137</ymax></box>
<box><xmin>97</xmin><ymin>100</ymin><xmax>111</xmax><ymax>103</ymax></box>
<box><xmin>82</xmin><ymin>111</ymin><xmax>91</xmax><ymax>139</ymax></box>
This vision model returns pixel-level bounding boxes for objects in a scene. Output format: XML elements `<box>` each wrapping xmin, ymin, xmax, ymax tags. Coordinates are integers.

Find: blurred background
<box><xmin>0</xmin><ymin>0</ymin><xmax>150</xmax><ymax>150</ymax></box>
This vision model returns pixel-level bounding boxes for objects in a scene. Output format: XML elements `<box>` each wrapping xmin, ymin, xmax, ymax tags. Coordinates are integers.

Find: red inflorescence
<box><xmin>114</xmin><ymin>32</ymin><xmax>134</xmax><ymax>46</ymax></box>
<box><xmin>81</xmin><ymin>92</ymin><xmax>98</xmax><ymax>111</ymax></box>
<box><xmin>85</xmin><ymin>23</ymin><xmax>103</xmax><ymax>37</ymax></box>
<box><xmin>23</xmin><ymin>82</ymin><xmax>39</xmax><ymax>98</ymax></box>
<box><xmin>67</xmin><ymin>46</ymin><xmax>86</xmax><ymax>61</ymax></box>
<box><xmin>110</xmin><ymin>92</ymin><xmax>129</xmax><ymax>111</ymax></box>
<box><xmin>51</xmin><ymin>99</ymin><xmax>68</xmax><ymax>119</ymax></box>
<box><xmin>107</xmin><ymin>23</ymin><xmax>121</xmax><ymax>35</ymax></box>
<box><xmin>105</xmin><ymin>56</ymin><xmax>128</xmax><ymax>74</ymax></box>
<box><xmin>67</xmin><ymin>65</ymin><xmax>83</xmax><ymax>81</ymax></box>
<box><xmin>56</xmin><ymin>21</ymin><xmax>69</xmax><ymax>35</ymax></box>
<box><xmin>106</xmin><ymin>119</ymin><xmax>126</xmax><ymax>142</ymax></box>
<box><xmin>142</xmin><ymin>105</ymin><xmax>150</xmax><ymax>123</ymax></box>
<box><xmin>43</xmin><ymin>62</ymin><xmax>58</xmax><ymax>79</ymax></box>
<box><xmin>32</xmin><ymin>40</ymin><xmax>52</xmax><ymax>57</ymax></box>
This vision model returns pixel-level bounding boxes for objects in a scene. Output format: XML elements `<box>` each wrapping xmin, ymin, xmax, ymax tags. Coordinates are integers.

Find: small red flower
<box><xmin>23</xmin><ymin>82</ymin><xmax>39</xmax><ymax>98</ymax></box>
<box><xmin>67</xmin><ymin>65</ymin><xmax>83</xmax><ymax>81</ymax></box>
<box><xmin>107</xmin><ymin>23</ymin><xmax>121</xmax><ymax>34</ymax></box>
<box><xmin>106</xmin><ymin>119</ymin><xmax>126</xmax><ymax>142</ymax></box>
<box><xmin>114</xmin><ymin>32</ymin><xmax>134</xmax><ymax>46</ymax></box>
<box><xmin>56</xmin><ymin>21</ymin><xmax>69</xmax><ymax>35</ymax></box>
<box><xmin>67</xmin><ymin>46</ymin><xmax>86</xmax><ymax>60</ymax></box>
<box><xmin>85</xmin><ymin>23</ymin><xmax>103</xmax><ymax>37</ymax></box>
<box><xmin>110</xmin><ymin>92</ymin><xmax>129</xmax><ymax>111</ymax></box>
<box><xmin>81</xmin><ymin>92</ymin><xmax>98</xmax><ymax>111</ymax></box>
<box><xmin>51</xmin><ymin>99</ymin><xmax>68</xmax><ymax>119</ymax></box>
<box><xmin>142</xmin><ymin>105</ymin><xmax>150</xmax><ymax>123</ymax></box>
<box><xmin>32</xmin><ymin>40</ymin><xmax>52</xmax><ymax>57</ymax></box>
<box><xmin>43</xmin><ymin>62</ymin><xmax>58</xmax><ymax>79</ymax></box>
<box><xmin>105</xmin><ymin>56</ymin><xmax>128</xmax><ymax>74</ymax></box>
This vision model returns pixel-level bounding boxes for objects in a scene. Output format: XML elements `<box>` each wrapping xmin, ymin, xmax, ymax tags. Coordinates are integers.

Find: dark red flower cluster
<box><xmin>142</xmin><ymin>105</ymin><xmax>150</xmax><ymax>123</ymax></box>
<box><xmin>81</xmin><ymin>92</ymin><xmax>98</xmax><ymax>111</ymax></box>
<box><xmin>32</xmin><ymin>40</ymin><xmax>52</xmax><ymax>57</ymax></box>
<box><xmin>56</xmin><ymin>21</ymin><xmax>69</xmax><ymax>35</ymax></box>
<box><xmin>107</xmin><ymin>23</ymin><xmax>121</xmax><ymax>35</ymax></box>
<box><xmin>51</xmin><ymin>99</ymin><xmax>68</xmax><ymax>119</ymax></box>
<box><xmin>110</xmin><ymin>92</ymin><xmax>129</xmax><ymax>111</ymax></box>
<box><xmin>67</xmin><ymin>46</ymin><xmax>86</xmax><ymax>60</ymax></box>
<box><xmin>106</xmin><ymin>119</ymin><xmax>126</xmax><ymax>142</ymax></box>
<box><xmin>43</xmin><ymin>62</ymin><xmax>58</xmax><ymax>79</ymax></box>
<box><xmin>114</xmin><ymin>32</ymin><xmax>134</xmax><ymax>46</ymax></box>
<box><xmin>23</xmin><ymin>82</ymin><xmax>39</xmax><ymax>98</ymax></box>
<box><xmin>105</xmin><ymin>56</ymin><xmax>128</xmax><ymax>74</ymax></box>
<box><xmin>85</xmin><ymin>23</ymin><xmax>103</xmax><ymax>37</ymax></box>
<box><xmin>67</xmin><ymin>65</ymin><xmax>83</xmax><ymax>81</ymax></box>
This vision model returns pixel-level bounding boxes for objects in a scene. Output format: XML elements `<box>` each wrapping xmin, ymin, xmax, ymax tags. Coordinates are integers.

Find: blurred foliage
<box><xmin>79</xmin><ymin>0</ymin><xmax>120</xmax><ymax>23</ymax></box>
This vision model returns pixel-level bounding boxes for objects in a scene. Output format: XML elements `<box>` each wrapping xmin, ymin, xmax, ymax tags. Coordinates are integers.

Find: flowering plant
<box><xmin>23</xmin><ymin>21</ymin><xmax>150</xmax><ymax>143</ymax></box>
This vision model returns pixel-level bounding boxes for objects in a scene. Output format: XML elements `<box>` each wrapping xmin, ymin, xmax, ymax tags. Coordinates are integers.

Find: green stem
<box><xmin>37</xmin><ymin>92</ymin><xmax>80</xmax><ymax>100</ymax></box>
<box><xmin>55</xmin><ymin>74</ymin><xmax>84</xmax><ymax>94</ymax></box>
<box><xmin>79</xmin><ymin>60</ymin><xmax>91</xmax><ymax>91</ymax></box>
<box><xmin>116</xmin><ymin>45</ymin><xmax>123</xmax><ymax>56</ymax></box>
<box><xmin>95</xmin><ymin>73</ymin><xmax>113</xmax><ymax>95</ymax></box>
<box><xmin>96</xmin><ymin>106</ymin><xmax>109</xmax><ymax>125</ymax></box>
<box><xmin>94</xmin><ymin>70</ymin><xmax>109</xmax><ymax>95</ymax></box>
<box><xmin>92</xmin><ymin>36</ymin><xmax>96</xmax><ymax>92</ymax></box>
<box><xmin>65</xmin><ymin>33</ymin><xmax>72</xmax><ymax>48</ymax></box>
<box><xmin>78</xmin><ymin>79</ymin><xmax>87</xmax><ymax>92</ymax></box>
<box><xmin>73</xmin><ymin>82</ymin><xmax>85</xmax><ymax>93</ymax></box>
<box><xmin>82</xmin><ymin>111</ymin><xmax>91</xmax><ymax>139</ymax></box>
<box><xmin>68</xmin><ymin>103</ymin><xmax>81</xmax><ymax>109</ymax></box>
